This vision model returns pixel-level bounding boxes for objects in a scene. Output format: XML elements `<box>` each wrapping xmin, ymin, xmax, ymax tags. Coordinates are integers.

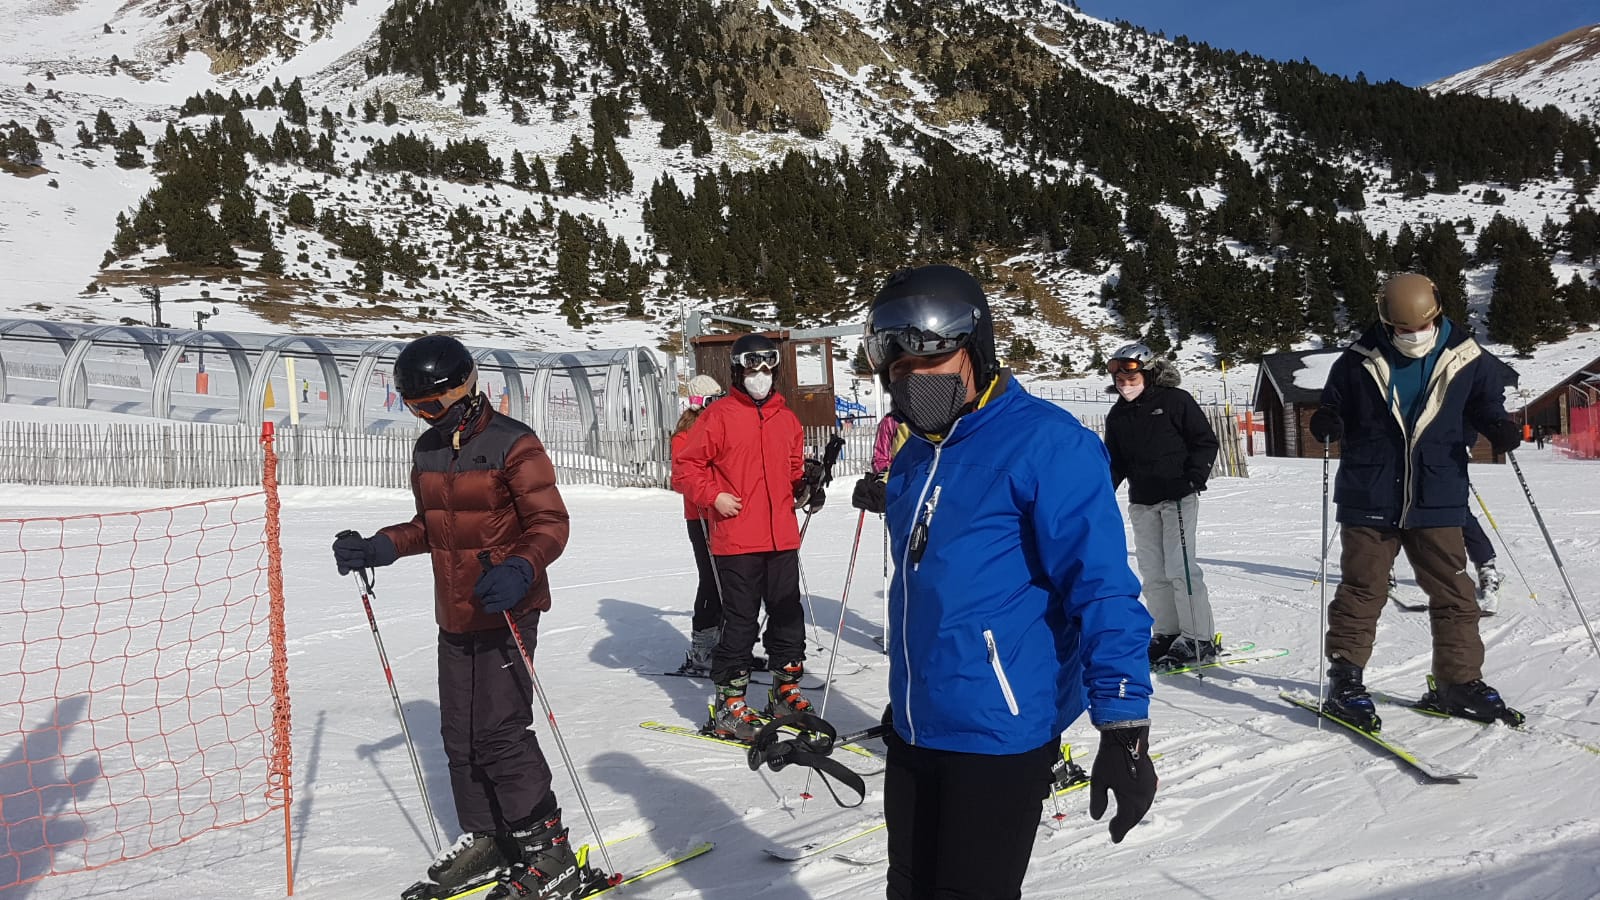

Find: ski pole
<box><xmin>482</xmin><ymin>555</ymin><xmax>621</xmax><ymax>883</ymax></box>
<box><xmin>1506</xmin><ymin>453</ymin><xmax>1600</xmax><ymax>663</ymax></box>
<box><xmin>1317</xmin><ymin>442</ymin><xmax>1331</xmax><ymax>725</ymax></box>
<box><xmin>1175</xmin><ymin>498</ymin><xmax>1195</xmax><ymax>598</ymax></box>
<box><xmin>795</xmin><ymin>511</ymin><xmax>826</xmax><ymax>648</ymax></box>
<box><xmin>338</xmin><ymin>531</ymin><xmax>442</xmax><ymax>854</ymax></box>
<box><xmin>800</xmin><ymin>509</ymin><xmax>868</xmax><ymax>802</ymax></box>
<box><xmin>1469</xmin><ymin>481</ymin><xmax>1537</xmax><ymax>601</ymax></box>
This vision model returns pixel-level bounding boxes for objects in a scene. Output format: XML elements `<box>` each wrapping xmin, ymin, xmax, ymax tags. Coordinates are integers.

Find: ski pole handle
<box><xmin>337</xmin><ymin>529</ymin><xmax>377</xmax><ymax>592</ymax></box>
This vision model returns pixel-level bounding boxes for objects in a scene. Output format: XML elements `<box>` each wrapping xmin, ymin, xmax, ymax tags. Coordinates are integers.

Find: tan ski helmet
<box><xmin>1378</xmin><ymin>273</ymin><xmax>1442</xmax><ymax>330</ymax></box>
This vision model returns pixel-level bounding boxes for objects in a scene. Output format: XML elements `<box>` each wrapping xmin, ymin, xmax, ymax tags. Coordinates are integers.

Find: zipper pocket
<box><xmin>983</xmin><ymin>629</ymin><xmax>1021</xmax><ymax>717</ymax></box>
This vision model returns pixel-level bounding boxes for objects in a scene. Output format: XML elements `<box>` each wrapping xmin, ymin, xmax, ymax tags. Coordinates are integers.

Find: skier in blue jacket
<box><xmin>851</xmin><ymin>265</ymin><xmax>1157</xmax><ymax>900</ymax></box>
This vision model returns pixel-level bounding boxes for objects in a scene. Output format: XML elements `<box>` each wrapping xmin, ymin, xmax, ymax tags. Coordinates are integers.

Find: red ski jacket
<box><xmin>671</xmin><ymin>429</ymin><xmax>703</xmax><ymax>521</ymax></box>
<box><xmin>673</xmin><ymin>388</ymin><xmax>804</xmax><ymax>556</ymax></box>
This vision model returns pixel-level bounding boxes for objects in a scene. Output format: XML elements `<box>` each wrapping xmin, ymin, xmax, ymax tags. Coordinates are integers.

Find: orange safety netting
<box><xmin>0</xmin><ymin>491</ymin><xmax>287</xmax><ymax>892</ymax></box>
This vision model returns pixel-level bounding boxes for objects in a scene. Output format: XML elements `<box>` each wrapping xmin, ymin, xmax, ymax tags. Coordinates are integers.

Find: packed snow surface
<box><xmin>4</xmin><ymin>403</ymin><xmax>1600</xmax><ymax>899</ymax></box>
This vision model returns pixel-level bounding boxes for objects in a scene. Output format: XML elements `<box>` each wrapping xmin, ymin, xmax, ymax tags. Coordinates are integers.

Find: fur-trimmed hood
<box><xmin>1105</xmin><ymin>358</ymin><xmax>1182</xmax><ymax>395</ymax></box>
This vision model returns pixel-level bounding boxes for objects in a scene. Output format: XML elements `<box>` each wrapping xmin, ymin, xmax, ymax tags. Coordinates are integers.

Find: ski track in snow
<box><xmin>2</xmin><ymin>412</ymin><xmax>1599</xmax><ymax>897</ymax></box>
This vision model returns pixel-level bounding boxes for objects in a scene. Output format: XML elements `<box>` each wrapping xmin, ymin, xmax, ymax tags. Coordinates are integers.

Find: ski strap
<box><xmin>745</xmin><ymin>713</ymin><xmax>883</xmax><ymax>808</ymax></box>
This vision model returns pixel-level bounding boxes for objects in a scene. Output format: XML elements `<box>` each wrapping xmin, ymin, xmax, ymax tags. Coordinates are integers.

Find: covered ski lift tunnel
<box><xmin>0</xmin><ymin>317</ymin><xmax>676</xmax><ymax>450</ymax></box>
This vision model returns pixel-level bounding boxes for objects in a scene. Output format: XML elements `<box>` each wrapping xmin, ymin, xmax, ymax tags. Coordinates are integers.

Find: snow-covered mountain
<box><xmin>1</xmin><ymin>0</ymin><xmax>1598</xmax><ymax>404</ymax></box>
<box><xmin>1430</xmin><ymin>23</ymin><xmax>1600</xmax><ymax>124</ymax></box>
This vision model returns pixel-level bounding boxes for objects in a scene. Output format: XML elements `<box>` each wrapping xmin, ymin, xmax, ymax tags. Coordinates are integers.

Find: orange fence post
<box><xmin>261</xmin><ymin>421</ymin><xmax>295</xmax><ymax>896</ymax></box>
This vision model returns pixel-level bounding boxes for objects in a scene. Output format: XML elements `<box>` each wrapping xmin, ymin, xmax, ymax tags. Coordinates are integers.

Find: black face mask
<box><xmin>431</xmin><ymin>392</ymin><xmax>482</xmax><ymax>438</ymax></box>
<box><xmin>889</xmin><ymin>373</ymin><xmax>969</xmax><ymax>436</ymax></box>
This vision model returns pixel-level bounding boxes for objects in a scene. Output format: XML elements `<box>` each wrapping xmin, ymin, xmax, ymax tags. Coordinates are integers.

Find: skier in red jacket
<box><xmin>673</xmin><ymin>333</ymin><xmax>827</xmax><ymax>741</ymax></box>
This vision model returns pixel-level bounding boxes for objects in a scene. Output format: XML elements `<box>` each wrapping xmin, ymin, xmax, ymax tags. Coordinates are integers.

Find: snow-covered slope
<box><xmin>1430</xmin><ymin>23</ymin><xmax>1600</xmax><ymax>123</ymax></box>
<box><xmin>1</xmin><ymin>0</ymin><xmax>1598</xmax><ymax>402</ymax></box>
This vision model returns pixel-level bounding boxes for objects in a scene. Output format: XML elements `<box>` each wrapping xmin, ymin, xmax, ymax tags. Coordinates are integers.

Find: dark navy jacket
<box><xmin>884</xmin><ymin>375</ymin><xmax>1152</xmax><ymax>754</ymax></box>
<box><xmin>1319</xmin><ymin>321</ymin><xmax>1509</xmax><ymax>529</ymax></box>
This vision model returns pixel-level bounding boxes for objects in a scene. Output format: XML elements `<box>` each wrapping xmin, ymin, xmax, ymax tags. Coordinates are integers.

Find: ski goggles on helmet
<box><xmin>1107</xmin><ymin>358</ymin><xmax>1146</xmax><ymax>376</ymax></box>
<box><xmin>735</xmin><ymin>349</ymin><xmax>779</xmax><ymax>371</ymax></box>
<box><xmin>862</xmin><ymin>294</ymin><xmax>981</xmax><ymax>373</ymax></box>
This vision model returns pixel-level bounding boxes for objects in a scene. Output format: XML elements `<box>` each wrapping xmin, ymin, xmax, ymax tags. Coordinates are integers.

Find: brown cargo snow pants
<box><xmin>1325</xmin><ymin>525</ymin><xmax>1484</xmax><ymax>684</ymax></box>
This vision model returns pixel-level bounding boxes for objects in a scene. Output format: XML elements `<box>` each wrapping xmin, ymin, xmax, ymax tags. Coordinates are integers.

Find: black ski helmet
<box><xmin>864</xmin><ymin>265</ymin><xmax>996</xmax><ymax>387</ymax></box>
<box><xmin>394</xmin><ymin>334</ymin><xmax>476</xmax><ymax>400</ymax></box>
<box><xmin>729</xmin><ymin>332</ymin><xmax>780</xmax><ymax>384</ymax></box>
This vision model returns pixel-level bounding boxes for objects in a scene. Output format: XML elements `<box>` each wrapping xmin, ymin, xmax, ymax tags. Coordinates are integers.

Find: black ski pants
<box><xmin>884</xmin><ymin>725</ymin><xmax>1058</xmax><ymax>900</ymax></box>
<box><xmin>710</xmin><ymin>549</ymin><xmax>804</xmax><ymax>684</ymax></box>
<box><xmin>1463</xmin><ymin>513</ymin><xmax>1493</xmax><ymax>568</ymax></box>
<box><xmin>686</xmin><ymin>518</ymin><xmax>722</xmax><ymax>632</ymax></box>
<box><xmin>438</xmin><ymin>605</ymin><xmax>554</xmax><ymax>834</ymax></box>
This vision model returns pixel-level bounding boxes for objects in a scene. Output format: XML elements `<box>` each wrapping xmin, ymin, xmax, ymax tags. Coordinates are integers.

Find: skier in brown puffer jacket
<box><xmin>331</xmin><ymin>334</ymin><xmax>581</xmax><ymax>900</ymax></box>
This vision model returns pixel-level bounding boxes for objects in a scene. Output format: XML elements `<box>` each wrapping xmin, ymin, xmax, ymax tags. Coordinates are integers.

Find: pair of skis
<box><xmin>408</xmin><ymin>833</ymin><xmax>713</xmax><ymax>900</ymax></box>
<box><xmin>1280</xmin><ymin>676</ymin><xmax>1587</xmax><ymax>781</ymax></box>
<box><xmin>1151</xmin><ymin>640</ymin><xmax>1290</xmax><ymax>677</ymax></box>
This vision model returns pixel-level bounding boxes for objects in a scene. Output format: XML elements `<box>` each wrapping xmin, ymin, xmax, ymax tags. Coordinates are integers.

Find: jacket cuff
<box><xmin>1095</xmin><ymin>718</ymin><xmax>1150</xmax><ymax>731</ymax></box>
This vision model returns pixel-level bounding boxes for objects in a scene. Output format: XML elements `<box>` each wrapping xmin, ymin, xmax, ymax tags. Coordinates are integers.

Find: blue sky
<box><xmin>1070</xmin><ymin>1</ymin><xmax>1599</xmax><ymax>86</ymax></box>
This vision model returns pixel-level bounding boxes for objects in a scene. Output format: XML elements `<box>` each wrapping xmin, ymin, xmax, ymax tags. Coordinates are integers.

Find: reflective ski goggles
<box><xmin>735</xmin><ymin>349</ymin><xmax>779</xmax><ymax>371</ymax></box>
<box><xmin>403</xmin><ymin>394</ymin><xmax>454</xmax><ymax>420</ymax></box>
<box><xmin>402</xmin><ymin>378</ymin><xmax>475</xmax><ymax>421</ymax></box>
<box><xmin>862</xmin><ymin>294</ymin><xmax>980</xmax><ymax>373</ymax></box>
<box><xmin>1107</xmin><ymin>358</ymin><xmax>1146</xmax><ymax>375</ymax></box>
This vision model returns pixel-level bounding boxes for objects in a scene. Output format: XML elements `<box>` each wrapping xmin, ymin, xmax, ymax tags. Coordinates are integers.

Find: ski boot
<box><xmin>676</xmin><ymin>627</ymin><xmax>719</xmax><ymax>676</ymax></box>
<box><xmin>1147</xmin><ymin>633</ymin><xmax>1179</xmax><ymax>667</ymax></box>
<box><xmin>705</xmin><ymin>673</ymin><xmax>762</xmax><ymax>743</ymax></box>
<box><xmin>486</xmin><ymin>808</ymin><xmax>588</xmax><ymax>900</ymax></box>
<box><xmin>765</xmin><ymin>660</ymin><xmax>813</xmax><ymax>719</ymax></box>
<box><xmin>1476</xmin><ymin>564</ymin><xmax>1504</xmax><ymax>616</ymax></box>
<box><xmin>402</xmin><ymin>832</ymin><xmax>510</xmax><ymax>900</ymax></box>
<box><xmin>1154</xmin><ymin>636</ymin><xmax>1219</xmax><ymax>672</ymax></box>
<box><xmin>1421</xmin><ymin>677</ymin><xmax>1525</xmax><ymax>727</ymax></box>
<box><xmin>1322</xmin><ymin>661</ymin><xmax>1381</xmax><ymax>732</ymax></box>
<box><xmin>1050</xmin><ymin>744</ymin><xmax>1089</xmax><ymax>793</ymax></box>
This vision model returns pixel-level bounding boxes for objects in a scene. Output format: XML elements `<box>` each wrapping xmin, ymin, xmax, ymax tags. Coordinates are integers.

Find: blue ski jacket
<box><xmin>884</xmin><ymin>375</ymin><xmax>1152</xmax><ymax>755</ymax></box>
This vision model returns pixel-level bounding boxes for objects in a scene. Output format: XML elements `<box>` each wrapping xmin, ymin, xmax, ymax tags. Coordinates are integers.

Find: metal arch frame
<box><xmin>56</xmin><ymin>324</ymin><xmax>167</xmax><ymax>409</ymax></box>
<box><xmin>0</xmin><ymin>319</ymin><xmax>81</xmax><ymax>400</ymax></box>
<box><xmin>151</xmin><ymin>331</ymin><xmax>254</xmax><ymax>421</ymax></box>
<box><xmin>346</xmin><ymin>340</ymin><xmax>407</xmax><ymax>432</ymax></box>
<box><xmin>246</xmin><ymin>335</ymin><xmax>350</xmax><ymax>430</ymax></box>
<box><xmin>471</xmin><ymin>346</ymin><xmax>529</xmax><ymax>423</ymax></box>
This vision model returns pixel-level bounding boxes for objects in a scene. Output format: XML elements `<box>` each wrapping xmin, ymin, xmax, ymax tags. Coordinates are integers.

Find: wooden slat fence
<box><xmin>0</xmin><ymin>421</ymin><xmax>674</xmax><ymax>490</ymax></box>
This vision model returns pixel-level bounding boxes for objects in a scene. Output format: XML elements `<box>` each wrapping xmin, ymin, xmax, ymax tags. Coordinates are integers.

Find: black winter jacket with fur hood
<box><xmin>1103</xmin><ymin>361</ymin><xmax>1220</xmax><ymax>505</ymax></box>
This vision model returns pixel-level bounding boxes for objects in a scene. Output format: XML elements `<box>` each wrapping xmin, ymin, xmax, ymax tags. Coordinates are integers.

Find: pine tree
<box><xmin>531</xmin><ymin>156</ymin><xmax>551</xmax><ymax>193</ymax></box>
<box><xmin>511</xmin><ymin>150</ymin><xmax>530</xmax><ymax>187</ymax></box>
<box><xmin>94</xmin><ymin>109</ymin><xmax>116</xmax><ymax>142</ymax></box>
<box><xmin>383</xmin><ymin>101</ymin><xmax>398</xmax><ymax>126</ymax></box>
<box><xmin>34</xmin><ymin>117</ymin><xmax>54</xmax><ymax>144</ymax></box>
<box><xmin>1488</xmin><ymin>245</ymin><xmax>1565</xmax><ymax>354</ymax></box>
<box><xmin>287</xmin><ymin>191</ymin><xmax>315</xmax><ymax>225</ymax></box>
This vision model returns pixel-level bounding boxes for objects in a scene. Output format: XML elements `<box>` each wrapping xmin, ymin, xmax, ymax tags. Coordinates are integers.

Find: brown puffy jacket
<box><xmin>379</xmin><ymin>400</ymin><xmax>569</xmax><ymax>633</ymax></box>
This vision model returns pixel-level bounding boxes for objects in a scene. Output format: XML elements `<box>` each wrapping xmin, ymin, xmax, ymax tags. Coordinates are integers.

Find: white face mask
<box><xmin>1391</xmin><ymin>325</ymin><xmax>1438</xmax><ymax>359</ymax></box>
<box><xmin>743</xmin><ymin>371</ymin><xmax>773</xmax><ymax>400</ymax></box>
<box><xmin>1116</xmin><ymin>381</ymin><xmax>1145</xmax><ymax>402</ymax></box>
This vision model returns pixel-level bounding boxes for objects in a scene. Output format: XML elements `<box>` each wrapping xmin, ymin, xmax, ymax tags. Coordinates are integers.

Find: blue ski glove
<box><xmin>1090</xmin><ymin>724</ymin><xmax>1157</xmax><ymax>843</ymax></box>
<box><xmin>475</xmin><ymin>556</ymin><xmax>535</xmax><ymax>613</ymax></box>
<box><xmin>333</xmin><ymin>531</ymin><xmax>398</xmax><ymax>576</ymax></box>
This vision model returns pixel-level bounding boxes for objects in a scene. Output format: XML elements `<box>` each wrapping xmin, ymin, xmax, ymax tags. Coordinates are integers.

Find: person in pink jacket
<box><xmin>872</xmin><ymin>411</ymin><xmax>904</xmax><ymax>475</ymax></box>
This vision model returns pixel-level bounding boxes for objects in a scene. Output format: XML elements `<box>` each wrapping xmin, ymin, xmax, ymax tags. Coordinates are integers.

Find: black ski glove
<box><xmin>1089</xmin><ymin>725</ymin><xmax>1157</xmax><ymax>843</ymax></box>
<box><xmin>333</xmin><ymin>531</ymin><xmax>398</xmax><ymax>576</ymax></box>
<box><xmin>851</xmin><ymin>474</ymin><xmax>886</xmax><ymax>514</ymax></box>
<box><xmin>805</xmin><ymin>485</ymin><xmax>826</xmax><ymax>514</ymax></box>
<box><xmin>1485</xmin><ymin>418</ymin><xmax>1522</xmax><ymax>455</ymax></box>
<box><xmin>1186</xmin><ymin>469</ymin><xmax>1208</xmax><ymax>494</ymax></box>
<box><xmin>475</xmin><ymin>556</ymin><xmax>535</xmax><ymax>613</ymax></box>
<box><xmin>1309</xmin><ymin>406</ymin><xmax>1344</xmax><ymax>443</ymax></box>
